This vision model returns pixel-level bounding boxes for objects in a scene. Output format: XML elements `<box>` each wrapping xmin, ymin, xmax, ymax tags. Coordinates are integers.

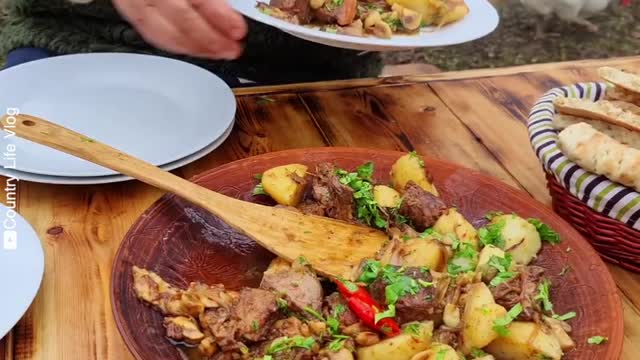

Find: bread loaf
<box><xmin>598</xmin><ymin>67</ymin><xmax>640</xmax><ymax>94</ymax></box>
<box><xmin>553</xmin><ymin>97</ymin><xmax>640</xmax><ymax>132</ymax></box>
<box><xmin>558</xmin><ymin>122</ymin><xmax>640</xmax><ymax>192</ymax></box>
<box><xmin>553</xmin><ymin>114</ymin><xmax>640</xmax><ymax>151</ymax></box>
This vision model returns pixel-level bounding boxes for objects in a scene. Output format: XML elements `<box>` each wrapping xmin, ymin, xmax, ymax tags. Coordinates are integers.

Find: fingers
<box><xmin>188</xmin><ymin>0</ymin><xmax>248</xmax><ymax>41</ymax></box>
<box><xmin>150</xmin><ymin>0</ymin><xmax>243</xmax><ymax>59</ymax></box>
<box><xmin>112</xmin><ymin>0</ymin><xmax>247</xmax><ymax>60</ymax></box>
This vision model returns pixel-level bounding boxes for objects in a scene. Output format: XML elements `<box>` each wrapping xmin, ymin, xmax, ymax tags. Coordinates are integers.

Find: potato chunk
<box><xmin>476</xmin><ymin>245</ymin><xmax>509</xmax><ymax>280</ymax></box>
<box><xmin>461</xmin><ymin>283</ymin><xmax>507</xmax><ymax>354</ymax></box>
<box><xmin>374</xmin><ymin>185</ymin><xmax>402</xmax><ymax>208</ymax></box>
<box><xmin>261</xmin><ymin>164</ymin><xmax>308</xmax><ymax>206</ymax></box>
<box><xmin>485</xmin><ymin>322</ymin><xmax>563</xmax><ymax>360</ymax></box>
<box><xmin>357</xmin><ymin>321</ymin><xmax>434</xmax><ymax>360</ymax></box>
<box><xmin>492</xmin><ymin>215</ymin><xmax>541</xmax><ymax>265</ymax></box>
<box><xmin>410</xmin><ymin>343</ymin><xmax>460</xmax><ymax>360</ymax></box>
<box><xmin>433</xmin><ymin>208</ymin><xmax>479</xmax><ymax>249</ymax></box>
<box><xmin>399</xmin><ymin>238</ymin><xmax>446</xmax><ymax>271</ymax></box>
<box><xmin>390</xmin><ymin>152</ymin><xmax>439</xmax><ymax>196</ymax></box>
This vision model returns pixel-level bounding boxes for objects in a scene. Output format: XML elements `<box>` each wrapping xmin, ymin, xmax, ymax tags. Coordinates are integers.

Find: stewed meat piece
<box><xmin>398</xmin><ymin>181</ymin><xmax>447</xmax><ymax>231</ymax></box>
<box><xmin>300</xmin><ymin>163</ymin><xmax>355</xmax><ymax>222</ymax></box>
<box><xmin>314</xmin><ymin>0</ymin><xmax>358</xmax><ymax>26</ymax></box>
<box><xmin>269</xmin><ymin>0</ymin><xmax>313</xmax><ymax>23</ymax></box>
<box><xmin>260</xmin><ymin>258</ymin><xmax>324</xmax><ymax>313</ymax></box>
<box><xmin>491</xmin><ymin>265</ymin><xmax>546</xmax><ymax>321</ymax></box>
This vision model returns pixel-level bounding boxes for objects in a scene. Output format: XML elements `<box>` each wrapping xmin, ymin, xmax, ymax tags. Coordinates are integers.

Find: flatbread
<box><xmin>558</xmin><ymin>122</ymin><xmax>640</xmax><ymax>192</ymax></box>
<box><xmin>598</xmin><ymin>66</ymin><xmax>640</xmax><ymax>95</ymax></box>
<box><xmin>552</xmin><ymin>114</ymin><xmax>640</xmax><ymax>151</ymax></box>
<box><xmin>553</xmin><ymin>97</ymin><xmax>640</xmax><ymax>133</ymax></box>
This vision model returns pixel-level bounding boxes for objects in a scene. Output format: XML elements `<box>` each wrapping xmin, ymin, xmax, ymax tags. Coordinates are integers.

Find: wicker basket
<box><xmin>529</xmin><ymin>82</ymin><xmax>640</xmax><ymax>272</ymax></box>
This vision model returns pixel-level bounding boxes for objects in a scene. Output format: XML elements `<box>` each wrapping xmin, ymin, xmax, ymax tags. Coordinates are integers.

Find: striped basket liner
<box><xmin>528</xmin><ymin>82</ymin><xmax>640</xmax><ymax>232</ymax></box>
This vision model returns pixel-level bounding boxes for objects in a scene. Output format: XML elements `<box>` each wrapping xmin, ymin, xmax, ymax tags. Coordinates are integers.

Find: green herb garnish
<box><xmin>252</xmin><ymin>183</ymin><xmax>267</xmax><ymax>196</ymax></box>
<box><xmin>357</xmin><ymin>259</ymin><xmax>381</xmax><ymax>285</ymax></box>
<box><xmin>254</xmin><ymin>173</ymin><xmax>263</xmax><ymax>180</ymax></box>
<box><xmin>267</xmin><ymin>336</ymin><xmax>315</xmax><ymax>354</ymax></box>
<box><xmin>374</xmin><ymin>304</ymin><xmax>396</xmax><ymax>324</ymax></box>
<box><xmin>485</xmin><ymin>211</ymin><xmax>504</xmax><ymax>221</ymax></box>
<box><xmin>403</xmin><ymin>323</ymin><xmax>422</xmax><ymax>338</ymax></box>
<box><xmin>535</xmin><ymin>279</ymin><xmax>553</xmax><ymax>313</ymax></box>
<box><xmin>587</xmin><ymin>336</ymin><xmax>608</xmax><ymax>345</ymax></box>
<box><xmin>251</xmin><ymin>320</ymin><xmax>259</xmax><ymax>332</ymax></box>
<box><xmin>337</xmin><ymin>163</ymin><xmax>387</xmax><ymax>229</ymax></box>
<box><xmin>493</xmin><ymin>303</ymin><xmax>523</xmax><ymax>336</ymax></box>
<box><xmin>490</xmin><ymin>271</ymin><xmax>518</xmax><ymax>287</ymax></box>
<box><xmin>470</xmin><ymin>348</ymin><xmax>489</xmax><ymax>357</ymax></box>
<box><xmin>553</xmin><ymin>311</ymin><xmax>576</xmax><ymax>321</ymax></box>
<box><xmin>408</xmin><ymin>151</ymin><xmax>425</xmax><ymax>168</ymax></box>
<box><xmin>304</xmin><ymin>307</ymin><xmax>325</xmax><ymax>321</ymax></box>
<box><xmin>528</xmin><ymin>218</ymin><xmax>561</xmax><ymax>244</ymax></box>
<box><xmin>478</xmin><ymin>218</ymin><xmax>506</xmax><ymax>249</ymax></box>
<box><xmin>435</xmin><ymin>349</ymin><xmax>448</xmax><ymax>360</ymax></box>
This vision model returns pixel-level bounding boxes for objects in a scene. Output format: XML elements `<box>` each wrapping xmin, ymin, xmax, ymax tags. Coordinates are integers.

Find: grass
<box><xmin>382</xmin><ymin>1</ymin><xmax>640</xmax><ymax>70</ymax></box>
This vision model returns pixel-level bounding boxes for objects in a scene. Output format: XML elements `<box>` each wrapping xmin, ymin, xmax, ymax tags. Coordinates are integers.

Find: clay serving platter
<box><xmin>111</xmin><ymin>148</ymin><xmax>623</xmax><ymax>360</ymax></box>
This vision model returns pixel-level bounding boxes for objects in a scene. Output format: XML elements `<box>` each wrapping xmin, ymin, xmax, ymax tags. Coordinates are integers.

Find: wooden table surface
<box><xmin>3</xmin><ymin>56</ymin><xmax>640</xmax><ymax>360</ymax></box>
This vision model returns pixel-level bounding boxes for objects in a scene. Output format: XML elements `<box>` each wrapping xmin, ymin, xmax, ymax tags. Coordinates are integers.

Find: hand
<box><xmin>112</xmin><ymin>0</ymin><xmax>248</xmax><ymax>60</ymax></box>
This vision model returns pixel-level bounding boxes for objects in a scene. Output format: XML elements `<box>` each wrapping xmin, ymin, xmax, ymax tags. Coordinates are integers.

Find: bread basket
<box><xmin>528</xmin><ymin>82</ymin><xmax>640</xmax><ymax>272</ymax></box>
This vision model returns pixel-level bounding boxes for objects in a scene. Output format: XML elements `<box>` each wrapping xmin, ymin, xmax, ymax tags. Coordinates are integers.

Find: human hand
<box><xmin>112</xmin><ymin>0</ymin><xmax>248</xmax><ymax>60</ymax></box>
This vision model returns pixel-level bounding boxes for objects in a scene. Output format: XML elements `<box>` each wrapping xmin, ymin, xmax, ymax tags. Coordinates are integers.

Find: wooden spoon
<box><xmin>1</xmin><ymin>114</ymin><xmax>388</xmax><ymax>280</ymax></box>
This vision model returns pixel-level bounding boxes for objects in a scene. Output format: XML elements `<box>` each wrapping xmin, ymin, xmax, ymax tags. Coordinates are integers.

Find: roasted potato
<box><xmin>485</xmin><ymin>322</ymin><xmax>563</xmax><ymax>360</ymax></box>
<box><xmin>433</xmin><ymin>208</ymin><xmax>479</xmax><ymax>249</ymax></box>
<box><xmin>261</xmin><ymin>164</ymin><xmax>308</xmax><ymax>206</ymax></box>
<box><xmin>410</xmin><ymin>343</ymin><xmax>460</xmax><ymax>360</ymax></box>
<box><xmin>374</xmin><ymin>185</ymin><xmax>402</xmax><ymax>208</ymax></box>
<box><xmin>476</xmin><ymin>245</ymin><xmax>510</xmax><ymax>280</ymax></box>
<box><xmin>399</xmin><ymin>238</ymin><xmax>446</xmax><ymax>271</ymax></box>
<box><xmin>461</xmin><ymin>283</ymin><xmax>507</xmax><ymax>354</ymax></box>
<box><xmin>492</xmin><ymin>215</ymin><xmax>542</xmax><ymax>265</ymax></box>
<box><xmin>357</xmin><ymin>321</ymin><xmax>434</xmax><ymax>360</ymax></box>
<box><xmin>390</xmin><ymin>152</ymin><xmax>439</xmax><ymax>196</ymax></box>
<box><xmin>543</xmin><ymin>316</ymin><xmax>576</xmax><ymax>351</ymax></box>
<box><xmin>386</xmin><ymin>0</ymin><xmax>467</xmax><ymax>26</ymax></box>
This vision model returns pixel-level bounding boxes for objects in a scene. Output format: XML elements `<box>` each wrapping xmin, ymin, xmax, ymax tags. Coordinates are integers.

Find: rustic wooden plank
<box><xmin>428</xmin><ymin>75</ymin><xmax>552</xmax><ymax>203</ymax></box>
<box><xmin>299</xmin><ymin>84</ymin><xmax>522</xmax><ymax>188</ymax></box>
<box><xmin>233</xmin><ymin>56</ymin><xmax>640</xmax><ymax>96</ymax></box>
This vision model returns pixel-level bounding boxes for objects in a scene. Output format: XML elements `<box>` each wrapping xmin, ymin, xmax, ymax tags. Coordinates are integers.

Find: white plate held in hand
<box><xmin>229</xmin><ymin>0</ymin><xmax>499</xmax><ymax>51</ymax></box>
<box><xmin>0</xmin><ymin>53</ymin><xmax>236</xmax><ymax>177</ymax></box>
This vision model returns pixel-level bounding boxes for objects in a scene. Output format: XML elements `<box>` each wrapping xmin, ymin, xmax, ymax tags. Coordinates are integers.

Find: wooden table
<box><xmin>2</xmin><ymin>56</ymin><xmax>640</xmax><ymax>360</ymax></box>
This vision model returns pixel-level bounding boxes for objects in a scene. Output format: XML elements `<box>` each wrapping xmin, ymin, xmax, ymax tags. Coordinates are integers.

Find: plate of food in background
<box><xmin>112</xmin><ymin>148</ymin><xmax>622</xmax><ymax>360</ymax></box>
<box><xmin>229</xmin><ymin>0</ymin><xmax>499</xmax><ymax>51</ymax></box>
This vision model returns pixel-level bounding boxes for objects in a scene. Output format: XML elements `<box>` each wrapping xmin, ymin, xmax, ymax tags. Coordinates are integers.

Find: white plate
<box><xmin>230</xmin><ymin>0</ymin><xmax>499</xmax><ymax>51</ymax></box>
<box><xmin>0</xmin><ymin>122</ymin><xmax>234</xmax><ymax>185</ymax></box>
<box><xmin>0</xmin><ymin>203</ymin><xmax>45</xmax><ymax>338</ymax></box>
<box><xmin>0</xmin><ymin>53</ymin><xmax>236</xmax><ymax>177</ymax></box>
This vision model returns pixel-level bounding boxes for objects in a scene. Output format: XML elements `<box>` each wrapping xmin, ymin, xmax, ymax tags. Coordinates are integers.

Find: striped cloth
<box><xmin>528</xmin><ymin>82</ymin><xmax>640</xmax><ymax>231</ymax></box>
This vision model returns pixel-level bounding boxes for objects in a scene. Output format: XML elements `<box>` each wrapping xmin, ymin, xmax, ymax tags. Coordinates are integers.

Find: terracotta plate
<box><xmin>111</xmin><ymin>148</ymin><xmax>623</xmax><ymax>360</ymax></box>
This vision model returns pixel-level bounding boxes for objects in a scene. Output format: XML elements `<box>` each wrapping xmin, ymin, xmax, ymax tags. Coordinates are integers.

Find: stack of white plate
<box><xmin>0</xmin><ymin>53</ymin><xmax>236</xmax><ymax>185</ymax></box>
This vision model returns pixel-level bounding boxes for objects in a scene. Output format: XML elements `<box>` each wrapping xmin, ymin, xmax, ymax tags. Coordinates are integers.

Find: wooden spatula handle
<box><xmin>1</xmin><ymin>114</ymin><xmax>230</xmax><ymax>214</ymax></box>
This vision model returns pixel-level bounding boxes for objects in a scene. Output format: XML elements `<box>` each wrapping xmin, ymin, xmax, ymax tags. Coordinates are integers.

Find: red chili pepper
<box><xmin>333</xmin><ymin>278</ymin><xmax>401</xmax><ymax>337</ymax></box>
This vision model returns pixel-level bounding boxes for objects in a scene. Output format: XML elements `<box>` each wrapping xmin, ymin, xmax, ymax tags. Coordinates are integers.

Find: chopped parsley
<box><xmin>587</xmin><ymin>336</ymin><xmax>608</xmax><ymax>345</ymax></box>
<box><xmin>535</xmin><ymin>279</ymin><xmax>553</xmax><ymax>313</ymax></box>
<box><xmin>493</xmin><ymin>303</ymin><xmax>523</xmax><ymax>336</ymax></box>
<box><xmin>435</xmin><ymin>349</ymin><xmax>448</xmax><ymax>360</ymax></box>
<box><xmin>357</xmin><ymin>259</ymin><xmax>382</xmax><ymax>285</ymax></box>
<box><xmin>418</xmin><ymin>279</ymin><xmax>433</xmax><ymax>288</ymax></box>
<box><xmin>488</xmin><ymin>254</ymin><xmax>517</xmax><ymax>286</ymax></box>
<box><xmin>297</xmin><ymin>256</ymin><xmax>309</xmax><ymax>266</ymax></box>
<box><xmin>254</xmin><ymin>173</ymin><xmax>263</xmax><ymax>180</ymax></box>
<box><xmin>488</xmin><ymin>254</ymin><xmax>512</xmax><ymax>273</ymax></box>
<box><xmin>408</xmin><ymin>151</ymin><xmax>425</xmax><ymax>168</ymax></box>
<box><xmin>528</xmin><ymin>218</ymin><xmax>561</xmax><ymax>244</ymax></box>
<box><xmin>470</xmin><ymin>348</ymin><xmax>489</xmax><ymax>357</ymax></box>
<box><xmin>261</xmin><ymin>356</ymin><xmax>273</xmax><ymax>360</ymax></box>
<box><xmin>478</xmin><ymin>218</ymin><xmax>506</xmax><ymax>249</ymax></box>
<box><xmin>252</xmin><ymin>183</ymin><xmax>267</xmax><ymax>196</ymax></box>
<box><xmin>267</xmin><ymin>336</ymin><xmax>315</xmax><ymax>354</ymax></box>
<box><xmin>337</xmin><ymin>163</ymin><xmax>387</xmax><ymax>229</ymax></box>
<box><xmin>403</xmin><ymin>323</ymin><xmax>422</xmax><ymax>338</ymax></box>
<box><xmin>304</xmin><ymin>307</ymin><xmax>325</xmax><ymax>321</ymax></box>
<box><xmin>374</xmin><ymin>304</ymin><xmax>396</xmax><ymax>324</ymax></box>
<box><xmin>490</xmin><ymin>271</ymin><xmax>518</xmax><ymax>287</ymax></box>
<box><xmin>384</xmin><ymin>17</ymin><xmax>403</xmax><ymax>32</ymax></box>
<box><xmin>447</xmin><ymin>241</ymin><xmax>478</xmax><ymax>275</ymax></box>
<box><xmin>251</xmin><ymin>320</ymin><xmax>259</xmax><ymax>332</ymax></box>
<box><xmin>419</xmin><ymin>228</ymin><xmax>436</xmax><ymax>238</ymax></box>
<box><xmin>327</xmin><ymin>337</ymin><xmax>347</xmax><ymax>352</ymax></box>
<box><xmin>385</xmin><ymin>274</ymin><xmax>421</xmax><ymax>305</ymax></box>
<box><xmin>276</xmin><ymin>298</ymin><xmax>289</xmax><ymax>313</ymax></box>
<box><xmin>553</xmin><ymin>311</ymin><xmax>577</xmax><ymax>321</ymax></box>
